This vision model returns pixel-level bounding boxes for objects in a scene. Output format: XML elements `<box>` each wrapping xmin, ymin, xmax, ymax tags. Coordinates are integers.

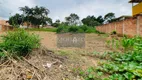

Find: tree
<box><xmin>51</xmin><ymin>19</ymin><xmax>61</xmax><ymax>27</ymax></box>
<box><xmin>20</xmin><ymin>6</ymin><xmax>50</xmax><ymax>28</ymax></box>
<box><xmin>9</xmin><ymin>13</ymin><xmax>24</xmax><ymax>27</ymax></box>
<box><xmin>55</xmin><ymin>19</ymin><xmax>60</xmax><ymax>23</ymax></box>
<box><xmin>46</xmin><ymin>17</ymin><xmax>52</xmax><ymax>25</ymax></box>
<box><xmin>65</xmin><ymin>13</ymin><xmax>79</xmax><ymax>25</ymax></box>
<box><xmin>104</xmin><ymin>12</ymin><xmax>116</xmax><ymax>23</ymax></box>
<box><xmin>82</xmin><ymin>16</ymin><xmax>101</xmax><ymax>27</ymax></box>
<box><xmin>96</xmin><ymin>16</ymin><xmax>105</xmax><ymax>24</ymax></box>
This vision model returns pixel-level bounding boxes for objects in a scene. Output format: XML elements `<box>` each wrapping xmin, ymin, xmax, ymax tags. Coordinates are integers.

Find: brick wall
<box><xmin>139</xmin><ymin>16</ymin><xmax>142</xmax><ymax>36</ymax></box>
<box><xmin>96</xmin><ymin>15</ymin><xmax>142</xmax><ymax>37</ymax></box>
<box><xmin>0</xmin><ymin>25</ymin><xmax>13</xmax><ymax>32</ymax></box>
<box><xmin>0</xmin><ymin>20</ymin><xmax>13</xmax><ymax>32</ymax></box>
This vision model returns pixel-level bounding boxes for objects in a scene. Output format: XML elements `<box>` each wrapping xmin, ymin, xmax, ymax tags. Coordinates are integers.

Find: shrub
<box><xmin>0</xmin><ymin>29</ymin><xmax>40</xmax><ymax>57</ymax></box>
<box><xmin>28</xmin><ymin>28</ymin><xmax>57</xmax><ymax>32</ymax></box>
<box><xmin>68</xmin><ymin>26</ymin><xmax>79</xmax><ymax>33</ymax></box>
<box><xmin>56</xmin><ymin>26</ymin><xmax>64</xmax><ymax>33</ymax></box>
<box><xmin>56</xmin><ymin>25</ymin><xmax>101</xmax><ymax>34</ymax></box>
<box><xmin>80</xmin><ymin>25</ymin><xmax>88</xmax><ymax>32</ymax></box>
<box><xmin>85</xmin><ymin>27</ymin><xmax>97</xmax><ymax>33</ymax></box>
<box><xmin>78</xmin><ymin>28</ymin><xmax>85</xmax><ymax>33</ymax></box>
<box><xmin>111</xmin><ymin>30</ymin><xmax>117</xmax><ymax>35</ymax></box>
<box><xmin>56</xmin><ymin>25</ymin><xmax>68</xmax><ymax>33</ymax></box>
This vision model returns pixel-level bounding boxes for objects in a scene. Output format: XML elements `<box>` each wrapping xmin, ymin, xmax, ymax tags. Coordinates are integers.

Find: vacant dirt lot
<box><xmin>33</xmin><ymin>31</ymin><xmax>111</xmax><ymax>53</ymax></box>
<box><xmin>0</xmin><ymin>31</ymin><xmax>113</xmax><ymax>80</ymax></box>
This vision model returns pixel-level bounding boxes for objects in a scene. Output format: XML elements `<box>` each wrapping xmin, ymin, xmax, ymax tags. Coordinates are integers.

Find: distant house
<box><xmin>129</xmin><ymin>0</ymin><xmax>142</xmax><ymax>16</ymax></box>
<box><xmin>43</xmin><ymin>25</ymin><xmax>54</xmax><ymax>28</ymax></box>
<box><xmin>0</xmin><ymin>19</ymin><xmax>13</xmax><ymax>32</ymax></box>
<box><xmin>20</xmin><ymin>22</ymin><xmax>54</xmax><ymax>28</ymax></box>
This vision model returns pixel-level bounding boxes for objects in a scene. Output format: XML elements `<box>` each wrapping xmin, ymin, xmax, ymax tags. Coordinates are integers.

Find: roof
<box><xmin>129</xmin><ymin>0</ymin><xmax>142</xmax><ymax>3</ymax></box>
<box><xmin>116</xmin><ymin>15</ymin><xmax>132</xmax><ymax>21</ymax></box>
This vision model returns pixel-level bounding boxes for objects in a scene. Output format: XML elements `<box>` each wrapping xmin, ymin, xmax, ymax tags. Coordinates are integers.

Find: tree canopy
<box><xmin>82</xmin><ymin>12</ymin><xmax>116</xmax><ymax>27</ymax></box>
<box><xmin>9</xmin><ymin>13</ymin><xmax>24</xmax><ymax>27</ymax></box>
<box><xmin>8</xmin><ymin>5</ymin><xmax>117</xmax><ymax>28</ymax></box>
<box><xmin>104</xmin><ymin>12</ymin><xmax>116</xmax><ymax>23</ymax></box>
<box><xmin>19</xmin><ymin>6</ymin><xmax>50</xmax><ymax>27</ymax></box>
<box><xmin>51</xmin><ymin>19</ymin><xmax>61</xmax><ymax>27</ymax></box>
<box><xmin>82</xmin><ymin>16</ymin><xmax>103</xmax><ymax>27</ymax></box>
<box><xmin>65</xmin><ymin>13</ymin><xmax>80</xmax><ymax>25</ymax></box>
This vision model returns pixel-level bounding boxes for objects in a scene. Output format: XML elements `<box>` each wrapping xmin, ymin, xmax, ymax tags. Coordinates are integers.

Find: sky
<box><xmin>0</xmin><ymin>0</ymin><xmax>132</xmax><ymax>22</ymax></box>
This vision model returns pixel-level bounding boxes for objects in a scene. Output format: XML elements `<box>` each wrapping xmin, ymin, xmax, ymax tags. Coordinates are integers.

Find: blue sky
<box><xmin>0</xmin><ymin>0</ymin><xmax>132</xmax><ymax>21</ymax></box>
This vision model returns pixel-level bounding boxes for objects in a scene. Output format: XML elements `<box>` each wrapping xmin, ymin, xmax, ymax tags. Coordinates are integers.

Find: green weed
<box><xmin>0</xmin><ymin>29</ymin><xmax>40</xmax><ymax>57</ymax></box>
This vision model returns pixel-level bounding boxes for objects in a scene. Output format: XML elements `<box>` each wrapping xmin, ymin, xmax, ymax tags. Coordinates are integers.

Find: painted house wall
<box><xmin>133</xmin><ymin>2</ymin><xmax>142</xmax><ymax>16</ymax></box>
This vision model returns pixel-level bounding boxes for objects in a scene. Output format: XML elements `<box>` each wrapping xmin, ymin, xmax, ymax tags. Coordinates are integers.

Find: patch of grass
<box><xmin>57</xmin><ymin>50</ymin><xmax>69</xmax><ymax>56</ymax></box>
<box><xmin>27</xmin><ymin>28</ymin><xmax>57</xmax><ymax>32</ymax></box>
<box><xmin>85</xmin><ymin>27</ymin><xmax>98</xmax><ymax>33</ymax></box>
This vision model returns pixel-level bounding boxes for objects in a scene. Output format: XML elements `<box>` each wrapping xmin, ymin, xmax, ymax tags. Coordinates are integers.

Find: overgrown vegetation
<box><xmin>74</xmin><ymin>36</ymin><xmax>142</xmax><ymax>80</ymax></box>
<box><xmin>27</xmin><ymin>28</ymin><xmax>57</xmax><ymax>32</ymax></box>
<box><xmin>0</xmin><ymin>29</ymin><xmax>40</xmax><ymax>58</ymax></box>
<box><xmin>56</xmin><ymin>25</ymin><xmax>101</xmax><ymax>33</ymax></box>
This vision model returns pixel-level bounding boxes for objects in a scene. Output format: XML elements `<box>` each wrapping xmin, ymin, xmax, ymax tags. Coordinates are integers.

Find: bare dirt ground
<box><xmin>34</xmin><ymin>31</ymin><xmax>112</xmax><ymax>77</ymax></box>
<box><xmin>33</xmin><ymin>31</ymin><xmax>111</xmax><ymax>53</ymax></box>
<box><xmin>0</xmin><ymin>31</ymin><xmax>113</xmax><ymax>80</ymax></box>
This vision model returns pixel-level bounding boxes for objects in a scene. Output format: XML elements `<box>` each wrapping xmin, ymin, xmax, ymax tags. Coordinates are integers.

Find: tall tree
<box><xmin>104</xmin><ymin>12</ymin><xmax>116</xmax><ymax>23</ymax></box>
<box><xmin>20</xmin><ymin>6</ymin><xmax>50</xmax><ymax>28</ymax></box>
<box><xmin>9</xmin><ymin>13</ymin><xmax>24</xmax><ymax>27</ymax></box>
<box><xmin>65</xmin><ymin>13</ymin><xmax>79</xmax><ymax>25</ymax></box>
<box><xmin>82</xmin><ymin>16</ymin><xmax>101</xmax><ymax>27</ymax></box>
<box><xmin>51</xmin><ymin>19</ymin><xmax>61</xmax><ymax>27</ymax></box>
<box><xmin>96</xmin><ymin>16</ymin><xmax>105</xmax><ymax>24</ymax></box>
<box><xmin>45</xmin><ymin>17</ymin><xmax>52</xmax><ymax>25</ymax></box>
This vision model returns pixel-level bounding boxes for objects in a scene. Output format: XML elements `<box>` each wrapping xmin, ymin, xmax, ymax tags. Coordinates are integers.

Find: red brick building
<box><xmin>0</xmin><ymin>19</ymin><xmax>13</xmax><ymax>32</ymax></box>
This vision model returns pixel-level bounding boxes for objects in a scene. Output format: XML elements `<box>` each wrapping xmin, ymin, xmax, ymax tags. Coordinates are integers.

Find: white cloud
<box><xmin>0</xmin><ymin>0</ymin><xmax>36</xmax><ymax>19</ymax></box>
<box><xmin>49</xmin><ymin>0</ymin><xmax>132</xmax><ymax>21</ymax></box>
<box><xmin>0</xmin><ymin>0</ymin><xmax>132</xmax><ymax>21</ymax></box>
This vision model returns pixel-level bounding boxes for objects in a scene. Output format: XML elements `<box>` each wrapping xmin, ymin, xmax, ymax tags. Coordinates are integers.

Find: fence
<box><xmin>96</xmin><ymin>15</ymin><xmax>142</xmax><ymax>37</ymax></box>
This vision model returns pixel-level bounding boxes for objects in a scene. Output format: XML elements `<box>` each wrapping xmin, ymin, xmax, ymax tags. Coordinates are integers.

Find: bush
<box><xmin>85</xmin><ymin>27</ymin><xmax>97</xmax><ymax>33</ymax></box>
<box><xmin>80</xmin><ymin>25</ymin><xmax>88</xmax><ymax>32</ymax></box>
<box><xmin>78</xmin><ymin>28</ymin><xmax>85</xmax><ymax>33</ymax></box>
<box><xmin>56</xmin><ymin>25</ymin><xmax>68</xmax><ymax>33</ymax></box>
<box><xmin>111</xmin><ymin>30</ymin><xmax>117</xmax><ymax>35</ymax></box>
<box><xmin>28</xmin><ymin>28</ymin><xmax>57</xmax><ymax>32</ymax></box>
<box><xmin>56</xmin><ymin>25</ymin><xmax>100</xmax><ymax>33</ymax></box>
<box><xmin>0</xmin><ymin>29</ymin><xmax>40</xmax><ymax>57</ymax></box>
<box><xmin>68</xmin><ymin>26</ymin><xmax>79</xmax><ymax>33</ymax></box>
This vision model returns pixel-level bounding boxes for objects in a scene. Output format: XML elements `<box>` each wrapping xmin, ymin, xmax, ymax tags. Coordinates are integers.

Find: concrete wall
<box><xmin>96</xmin><ymin>15</ymin><xmax>142</xmax><ymax>37</ymax></box>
